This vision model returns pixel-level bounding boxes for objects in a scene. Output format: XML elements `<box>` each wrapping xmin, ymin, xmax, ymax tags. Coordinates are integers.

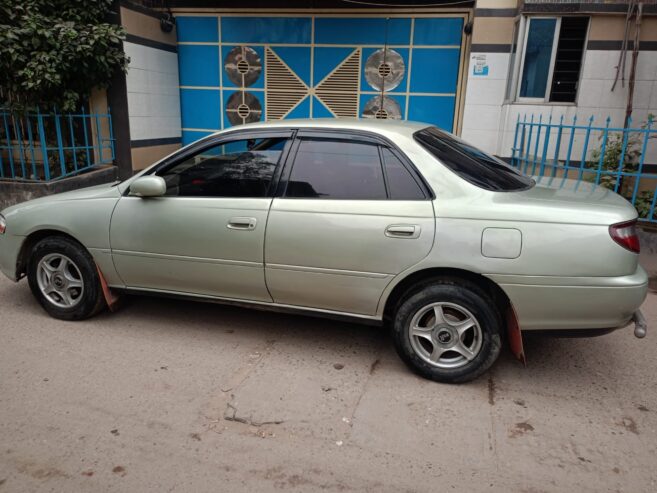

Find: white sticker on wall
<box><xmin>472</xmin><ymin>54</ymin><xmax>489</xmax><ymax>76</ymax></box>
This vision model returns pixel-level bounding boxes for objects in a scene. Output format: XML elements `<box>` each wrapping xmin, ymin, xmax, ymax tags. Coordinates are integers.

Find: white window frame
<box><xmin>514</xmin><ymin>16</ymin><xmax>561</xmax><ymax>103</ymax></box>
<box><xmin>505</xmin><ymin>15</ymin><xmax>525</xmax><ymax>103</ymax></box>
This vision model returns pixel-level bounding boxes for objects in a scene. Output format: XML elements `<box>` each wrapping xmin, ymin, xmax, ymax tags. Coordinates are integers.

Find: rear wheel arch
<box><xmin>382</xmin><ymin>267</ymin><xmax>513</xmax><ymax>330</ymax></box>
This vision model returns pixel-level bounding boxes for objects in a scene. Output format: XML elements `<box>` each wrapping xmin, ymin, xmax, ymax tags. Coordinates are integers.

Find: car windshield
<box><xmin>414</xmin><ymin>127</ymin><xmax>535</xmax><ymax>192</ymax></box>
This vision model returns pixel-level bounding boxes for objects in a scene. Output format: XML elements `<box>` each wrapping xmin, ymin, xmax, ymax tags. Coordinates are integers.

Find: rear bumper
<box><xmin>528</xmin><ymin>310</ymin><xmax>648</xmax><ymax>338</ymax></box>
<box><xmin>493</xmin><ymin>266</ymin><xmax>649</xmax><ymax>331</ymax></box>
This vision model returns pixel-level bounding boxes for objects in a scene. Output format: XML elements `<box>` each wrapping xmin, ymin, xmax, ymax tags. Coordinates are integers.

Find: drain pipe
<box><xmin>624</xmin><ymin>2</ymin><xmax>643</xmax><ymax>128</ymax></box>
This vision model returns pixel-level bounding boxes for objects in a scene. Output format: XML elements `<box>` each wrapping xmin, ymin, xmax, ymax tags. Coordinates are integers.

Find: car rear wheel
<box><xmin>391</xmin><ymin>280</ymin><xmax>501</xmax><ymax>383</ymax></box>
<box><xmin>27</xmin><ymin>236</ymin><xmax>105</xmax><ymax>320</ymax></box>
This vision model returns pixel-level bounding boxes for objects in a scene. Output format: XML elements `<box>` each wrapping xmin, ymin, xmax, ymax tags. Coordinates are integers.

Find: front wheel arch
<box><xmin>26</xmin><ymin>234</ymin><xmax>106</xmax><ymax>320</ymax></box>
<box><xmin>17</xmin><ymin>229</ymin><xmax>88</xmax><ymax>279</ymax></box>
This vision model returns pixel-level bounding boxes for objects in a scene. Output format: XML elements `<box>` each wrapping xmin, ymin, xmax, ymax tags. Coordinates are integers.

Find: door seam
<box><xmin>108</xmin><ymin>196</ymin><xmax>128</xmax><ymax>287</ymax></box>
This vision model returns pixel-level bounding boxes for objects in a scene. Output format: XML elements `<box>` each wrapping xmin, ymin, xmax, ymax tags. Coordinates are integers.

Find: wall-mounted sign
<box><xmin>472</xmin><ymin>54</ymin><xmax>489</xmax><ymax>77</ymax></box>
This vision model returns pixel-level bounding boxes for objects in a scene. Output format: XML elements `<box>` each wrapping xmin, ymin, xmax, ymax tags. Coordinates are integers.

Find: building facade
<box><xmin>109</xmin><ymin>0</ymin><xmax>657</xmax><ymax>176</ymax></box>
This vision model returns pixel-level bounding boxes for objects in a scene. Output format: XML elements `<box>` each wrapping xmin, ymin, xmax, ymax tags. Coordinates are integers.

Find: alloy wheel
<box><xmin>408</xmin><ymin>302</ymin><xmax>483</xmax><ymax>369</ymax></box>
<box><xmin>36</xmin><ymin>253</ymin><xmax>85</xmax><ymax>308</ymax></box>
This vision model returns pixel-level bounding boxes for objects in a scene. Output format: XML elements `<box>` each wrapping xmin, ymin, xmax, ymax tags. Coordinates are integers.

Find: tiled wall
<box><xmin>124</xmin><ymin>42</ymin><xmax>182</xmax><ymax>143</ymax></box>
<box><xmin>462</xmin><ymin>14</ymin><xmax>657</xmax><ymax>164</ymax></box>
<box><xmin>119</xmin><ymin>3</ymin><xmax>183</xmax><ymax>171</ymax></box>
<box><xmin>461</xmin><ymin>51</ymin><xmax>511</xmax><ymax>153</ymax></box>
<box><xmin>493</xmin><ymin>50</ymin><xmax>657</xmax><ymax>164</ymax></box>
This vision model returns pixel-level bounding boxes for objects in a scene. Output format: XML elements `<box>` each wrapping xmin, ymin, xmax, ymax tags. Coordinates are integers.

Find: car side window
<box><xmin>285</xmin><ymin>138</ymin><xmax>386</xmax><ymax>199</ymax></box>
<box><xmin>157</xmin><ymin>137</ymin><xmax>287</xmax><ymax>197</ymax></box>
<box><xmin>381</xmin><ymin>148</ymin><xmax>425</xmax><ymax>200</ymax></box>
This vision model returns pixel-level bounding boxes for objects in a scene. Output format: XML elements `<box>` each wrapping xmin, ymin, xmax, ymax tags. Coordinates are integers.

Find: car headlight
<box><xmin>0</xmin><ymin>214</ymin><xmax>6</xmax><ymax>234</ymax></box>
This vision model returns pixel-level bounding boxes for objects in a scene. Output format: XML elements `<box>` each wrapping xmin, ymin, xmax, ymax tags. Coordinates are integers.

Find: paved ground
<box><xmin>1</xmin><ymin>274</ymin><xmax>656</xmax><ymax>493</ymax></box>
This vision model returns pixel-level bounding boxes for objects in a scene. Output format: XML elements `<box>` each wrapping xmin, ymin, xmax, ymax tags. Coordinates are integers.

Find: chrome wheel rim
<box><xmin>36</xmin><ymin>254</ymin><xmax>84</xmax><ymax>308</ymax></box>
<box><xmin>408</xmin><ymin>302</ymin><xmax>483</xmax><ymax>369</ymax></box>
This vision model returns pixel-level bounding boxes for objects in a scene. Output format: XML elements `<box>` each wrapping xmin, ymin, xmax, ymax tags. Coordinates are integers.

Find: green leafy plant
<box><xmin>587</xmin><ymin>115</ymin><xmax>656</xmax><ymax>218</ymax></box>
<box><xmin>634</xmin><ymin>190</ymin><xmax>654</xmax><ymax>219</ymax></box>
<box><xmin>588</xmin><ymin>127</ymin><xmax>643</xmax><ymax>189</ymax></box>
<box><xmin>0</xmin><ymin>0</ymin><xmax>129</xmax><ymax>111</ymax></box>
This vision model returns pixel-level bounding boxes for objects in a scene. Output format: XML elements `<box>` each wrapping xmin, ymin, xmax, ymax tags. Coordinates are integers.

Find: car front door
<box><xmin>110</xmin><ymin>130</ymin><xmax>292</xmax><ymax>301</ymax></box>
<box><xmin>264</xmin><ymin>131</ymin><xmax>436</xmax><ymax>316</ymax></box>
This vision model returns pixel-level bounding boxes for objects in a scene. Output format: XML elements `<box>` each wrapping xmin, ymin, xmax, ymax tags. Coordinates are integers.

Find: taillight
<box><xmin>609</xmin><ymin>220</ymin><xmax>640</xmax><ymax>253</ymax></box>
<box><xmin>0</xmin><ymin>214</ymin><xmax>6</xmax><ymax>234</ymax></box>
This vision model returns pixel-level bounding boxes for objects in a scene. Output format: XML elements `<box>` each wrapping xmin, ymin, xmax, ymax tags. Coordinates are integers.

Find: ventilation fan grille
<box><xmin>265</xmin><ymin>47</ymin><xmax>308</xmax><ymax>120</ymax></box>
<box><xmin>315</xmin><ymin>49</ymin><xmax>361</xmax><ymax>118</ymax></box>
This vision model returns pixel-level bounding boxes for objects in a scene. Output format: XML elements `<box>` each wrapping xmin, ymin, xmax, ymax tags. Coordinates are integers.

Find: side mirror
<box><xmin>129</xmin><ymin>176</ymin><xmax>166</xmax><ymax>197</ymax></box>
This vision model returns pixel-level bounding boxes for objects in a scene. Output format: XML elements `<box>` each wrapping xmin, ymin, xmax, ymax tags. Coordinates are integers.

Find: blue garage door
<box><xmin>176</xmin><ymin>15</ymin><xmax>464</xmax><ymax>145</ymax></box>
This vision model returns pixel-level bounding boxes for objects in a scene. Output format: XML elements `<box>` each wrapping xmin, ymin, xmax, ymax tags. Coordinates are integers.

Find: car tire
<box><xmin>391</xmin><ymin>279</ymin><xmax>502</xmax><ymax>383</ymax></box>
<box><xmin>27</xmin><ymin>236</ymin><xmax>106</xmax><ymax>320</ymax></box>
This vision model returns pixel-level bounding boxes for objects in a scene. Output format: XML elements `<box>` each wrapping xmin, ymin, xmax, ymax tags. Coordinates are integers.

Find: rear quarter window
<box><xmin>381</xmin><ymin>148</ymin><xmax>425</xmax><ymax>200</ymax></box>
<box><xmin>414</xmin><ymin>127</ymin><xmax>534</xmax><ymax>192</ymax></box>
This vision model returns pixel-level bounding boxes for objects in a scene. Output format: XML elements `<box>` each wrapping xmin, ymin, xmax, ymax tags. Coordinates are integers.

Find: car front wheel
<box><xmin>27</xmin><ymin>236</ymin><xmax>105</xmax><ymax>320</ymax></box>
<box><xmin>391</xmin><ymin>280</ymin><xmax>502</xmax><ymax>383</ymax></box>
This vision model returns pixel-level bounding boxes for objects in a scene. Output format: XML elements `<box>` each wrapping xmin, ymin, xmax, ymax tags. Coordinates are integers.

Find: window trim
<box><xmin>551</xmin><ymin>16</ymin><xmax>590</xmax><ymax>105</ymax></box>
<box><xmin>130</xmin><ymin>127</ymin><xmax>435</xmax><ymax>201</ymax></box>
<box><xmin>149</xmin><ymin>130</ymin><xmax>294</xmax><ymax>177</ymax></box>
<box><xmin>134</xmin><ymin>129</ymin><xmax>295</xmax><ymax>199</ymax></box>
<box><xmin>378</xmin><ymin>146</ymin><xmax>391</xmax><ymax>199</ymax></box>
<box><xmin>280</xmin><ymin>135</ymin><xmax>389</xmax><ymax>200</ymax></box>
<box><xmin>292</xmin><ymin>128</ymin><xmax>434</xmax><ymax>199</ymax></box>
<box><xmin>277</xmin><ymin>129</ymin><xmax>433</xmax><ymax>201</ymax></box>
<box><xmin>510</xmin><ymin>15</ymin><xmax>590</xmax><ymax>104</ymax></box>
<box><xmin>379</xmin><ymin>145</ymin><xmax>428</xmax><ymax>201</ymax></box>
<box><xmin>516</xmin><ymin>16</ymin><xmax>562</xmax><ymax>103</ymax></box>
<box><xmin>413</xmin><ymin>127</ymin><xmax>535</xmax><ymax>193</ymax></box>
<box><xmin>504</xmin><ymin>16</ymin><xmax>524</xmax><ymax>103</ymax></box>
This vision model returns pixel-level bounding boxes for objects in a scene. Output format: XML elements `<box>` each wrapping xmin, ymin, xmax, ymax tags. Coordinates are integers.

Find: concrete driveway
<box><xmin>0</xmin><ymin>274</ymin><xmax>655</xmax><ymax>492</ymax></box>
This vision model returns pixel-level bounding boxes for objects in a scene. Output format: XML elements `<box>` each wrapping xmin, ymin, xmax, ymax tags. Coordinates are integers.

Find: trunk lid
<box><xmin>492</xmin><ymin>177</ymin><xmax>638</xmax><ymax>226</ymax></box>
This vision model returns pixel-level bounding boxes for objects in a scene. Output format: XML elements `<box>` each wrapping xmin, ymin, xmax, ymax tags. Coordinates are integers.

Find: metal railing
<box><xmin>0</xmin><ymin>107</ymin><xmax>114</xmax><ymax>181</ymax></box>
<box><xmin>511</xmin><ymin>113</ymin><xmax>657</xmax><ymax>222</ymax></box>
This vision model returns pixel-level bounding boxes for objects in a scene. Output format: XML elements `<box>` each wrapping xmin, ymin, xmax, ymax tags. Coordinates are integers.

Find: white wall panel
<box><xmin>462</xmin><ymin>48</ymin><xmax>657</xmax><ymax>159</ymax></box>
<box><xmin>462</xmin><ymin>104</ymin><xmax>503</xmax><ymax>131</ymax></box>
<box><xmin>636</xmin><ymin>51</ymin><xmax>657</xmax><ymax>81</ymax></box>
<box><xmin>460</xmin><ymin>128</ymin><xmax>500</xmax><ymax>152</ymax></box>
<box><xmin>463</xmin><ymin>78</ymin><xmax>507</xmax><ymax>106</ymax></box>
<box><xmin>124</xmin><ymin>41</ymin><xmax>182</xmax><ymax>141</ymax></box>
<box><xmin>461</xmin><ymin>52</ymin><xmax>511</xmax><ymax>153</ymax></box>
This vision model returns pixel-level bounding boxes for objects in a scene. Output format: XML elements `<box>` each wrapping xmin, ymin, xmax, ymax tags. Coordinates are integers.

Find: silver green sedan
<box><xmin>0</xmin><ymin>119</ymin><xmax>648</xmax><ymax>383</ymax></box>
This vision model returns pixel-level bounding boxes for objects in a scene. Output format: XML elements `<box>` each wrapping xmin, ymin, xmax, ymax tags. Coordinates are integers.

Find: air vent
<box><xmin>315</xmin><ymin>49</ymin><xmax>361</xmax><ymax>117</ymax></box>
<box><xmin>265</xmin><ymin>47</ymin><xmax>309</xmax><ymax>120</ymax></box>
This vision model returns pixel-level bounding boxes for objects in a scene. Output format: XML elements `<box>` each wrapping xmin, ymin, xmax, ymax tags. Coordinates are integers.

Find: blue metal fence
<box><xmin>511</xmin><ymin>114</ymin><xmax>657</xmax><ymax>222</ymax></box>
<box><xmin>0</xmin><ymin>107</ymin><xmax>114</xmax><ymax>181</ymax></box>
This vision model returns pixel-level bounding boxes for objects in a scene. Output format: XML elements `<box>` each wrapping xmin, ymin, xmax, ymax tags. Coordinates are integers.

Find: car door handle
<box><xmin>385</xmin><ymin>224</ymin><xmax>420</xmax><ymax>239</ymax></box>
<box><xmin>227</xmin><ymin>217</ymin><xmax>257</xmax><ymax>230</ymax></box>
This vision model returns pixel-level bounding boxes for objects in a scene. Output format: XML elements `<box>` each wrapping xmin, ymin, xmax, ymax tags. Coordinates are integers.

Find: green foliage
<box><xmin>586</xmin><ymin>115</ymin><xmax>656</xmax><ymax>218</ymax></box>
<box><xmin>634</xmin><ymin>190</ymin><xmax>654</xmax><ymax>219</ymax></box>
<box><xmin>0</xmin><ymin>0</ymin><xmax>129</xmax><ymax>111</ymax></box>
<box><xmin>588</xmin><ymin>127</ymin><xmax>644</xmax><ymax>190</ymax></box>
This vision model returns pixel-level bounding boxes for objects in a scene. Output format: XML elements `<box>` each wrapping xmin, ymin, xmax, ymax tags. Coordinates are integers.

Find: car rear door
<box><xmin>264</xmin><ymin>130</ymin><xmax>435</xmax><ymax>316</ymax></box>
<box><xmin>110</xmin><ymin>130</ymin><xmax>292</xmax><ymax>301</ymax></box>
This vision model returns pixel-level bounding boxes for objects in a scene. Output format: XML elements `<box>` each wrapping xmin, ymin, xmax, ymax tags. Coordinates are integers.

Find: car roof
<box><xmin>217</xmin><ymin>118</ymin><xmax>431</xmax><ymax>138</ymax></box>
